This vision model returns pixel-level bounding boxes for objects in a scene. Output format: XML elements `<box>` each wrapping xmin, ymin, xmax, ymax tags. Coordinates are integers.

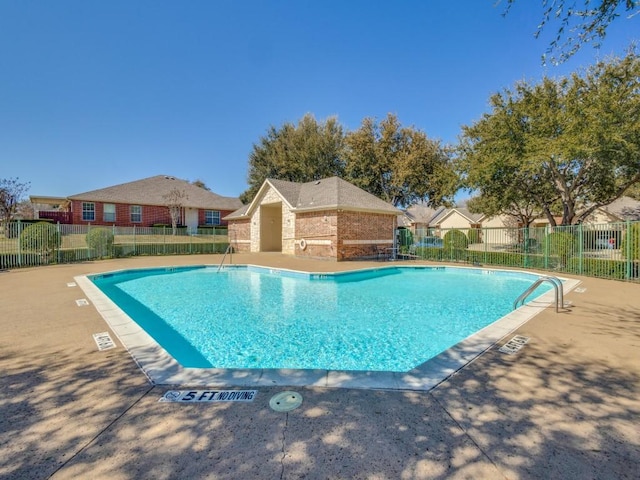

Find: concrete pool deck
<box><xmin>1</xmin><ymin>254</ymin><xmax>639</xmax><ymax>479</ymax></box>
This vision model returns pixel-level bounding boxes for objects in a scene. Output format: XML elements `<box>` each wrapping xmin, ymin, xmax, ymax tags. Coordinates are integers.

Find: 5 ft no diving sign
<box><xmin>159</xmin><ymin>390</ymin><xmax>257</xmax><ymax>403</ymax></box>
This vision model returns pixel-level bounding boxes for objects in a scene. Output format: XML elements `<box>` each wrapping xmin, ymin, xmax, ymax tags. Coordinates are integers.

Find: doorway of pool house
<box><xmin>260</xmin><ymin>203</ymin><xmax>283</xmax><ymax>252</ymax></box>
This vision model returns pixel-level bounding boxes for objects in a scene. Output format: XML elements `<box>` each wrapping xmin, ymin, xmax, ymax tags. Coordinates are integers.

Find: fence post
<box><xmin>544</xmin><ymin>225</ymin><xmax>550</xmax><ymax>270</ymax></box>
<box><xmin>163</xmin><ymin>225</ymin><xmax>166</xmax><ymax>254</ymax></box>
<box><xmin>483</xmin><ymin>226</ymin><xmax>488</xmax><ymax>265</ymax></box>
<box><xmin>523</xmin><ymin>226</ymin><xmax>529</xmax><ymax>268</ymax></box>
<box><xmin>133</xmin><ymin>225</ymin><xmax>136</xmax><ymax>255</ymax></box>
<box><xmin>17</xmin><ymin>220</ymin><xmax>22</xmax><ymax>267</ymax></box>
<box><xmin>578</xmin><ymin>223</ymin><xmax>583</xmax><ymax>275</ymax></box>
<box><xmin>56</xmin><ymin>222</ymin><xmax>61</xmax><ymax>264</ymax></box>
<box><xmin>625</xmin><ymin>220</ymin><xmax>632</xmax><ymax>280</ymax></box>
<box><xmin>87</xmin><ymin>223</ymin><xmax>91</xmax><ymax>259</ymax></box>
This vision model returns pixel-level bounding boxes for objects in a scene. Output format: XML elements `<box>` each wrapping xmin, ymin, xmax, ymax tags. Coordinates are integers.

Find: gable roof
<box><xmin>225</xmin><ymin>176</ymin><xmax>400</xmax><ymax>219</ymax></box>
<box><xmin>67</xmin><ymin>175</ymin><xmax>243</xmax><ymax>211</ymax></box>
<box><xmin>402</xmin><ymin>204</ymin><xmax>446</xmax><ymax>226</ymax></box>
<box><xmin>431</xmin><ymin>207</ymin><xmax>484</xmax><ymax>226</ymax></box>
<box><xmin>598</xmin><ymin>196</ymin><xmax>640</xmax><ymax>221</ymax></box>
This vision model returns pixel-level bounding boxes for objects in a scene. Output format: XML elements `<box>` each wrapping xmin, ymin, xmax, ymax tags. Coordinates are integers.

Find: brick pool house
<box><xmin>225</xmin><ymin>177</ymin><xmax>401</xmax><ymax>261</ymax></box>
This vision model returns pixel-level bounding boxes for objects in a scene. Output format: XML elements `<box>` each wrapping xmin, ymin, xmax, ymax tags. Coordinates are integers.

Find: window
<box><xmin>103</xmin><ymin>204</ymin><xmax>116</xmax><ymax>222</ymax></box>
<box><xmin>205</xmin><ymin>210</ymin><xmax>221</xmax><ymax>225</ymax></box>
<box><xmin>82</xmin><ymin>202</ymin><xmax>95</xmax><ymax>221</ymax></box>
<box><xmin>130</xmin><ymin>205</ymin><xmax>142</xmax><ymax>223</ymax></box>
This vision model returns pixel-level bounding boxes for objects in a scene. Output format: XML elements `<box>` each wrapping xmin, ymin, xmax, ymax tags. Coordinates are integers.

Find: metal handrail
<box><xmin>216</xmin><ymin>244</ymin><xmax>233</xmax><ymax>273</ymax></box>
<box><xmin>514</xmin><ymin>275</ymin><xmax>564</xmax><ymax>312</ymax></box>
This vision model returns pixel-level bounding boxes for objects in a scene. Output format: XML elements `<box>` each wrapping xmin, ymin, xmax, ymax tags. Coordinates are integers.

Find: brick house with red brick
<box><xmin>225</xmin><ymin>177</ymin><xmax>401</xmax><ymax>261</ymax></box>
<box><xmin>60</xmin><ymin>175</ymin><xmax>243</xmax><ymax>230</ymax></box>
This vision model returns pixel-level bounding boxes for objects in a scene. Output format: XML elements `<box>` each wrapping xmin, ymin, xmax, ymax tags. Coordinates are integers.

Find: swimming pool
<box><xmin>78</xmin><ymin>265</ymin><xmax>578</xmax><ymax>390</ymax></box>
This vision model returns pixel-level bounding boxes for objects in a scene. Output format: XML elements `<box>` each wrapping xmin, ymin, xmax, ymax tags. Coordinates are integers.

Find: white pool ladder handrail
<box><xmin>217</xmin><ymin>244</ymin><xmax>233</xmax><ymax>272</ymax></box>
<box><xmin>514</xmin><ymin>275</ymin><xmax>565</xmax><ymax>313</ymax></box>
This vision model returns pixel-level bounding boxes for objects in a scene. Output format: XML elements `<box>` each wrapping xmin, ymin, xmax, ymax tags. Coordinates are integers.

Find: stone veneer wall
<box><xmin>250</xmin><ymin>187</ymin><xmax>296</xmax><ymax>254</ymax></box>
<box><xmin>228</xmin><ymin>219</ymin><xmax>251</xmax><ymax>253</ymax></box>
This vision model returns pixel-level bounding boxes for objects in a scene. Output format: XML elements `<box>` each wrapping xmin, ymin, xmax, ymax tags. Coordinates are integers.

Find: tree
<box><xmin>162</xmin><ymin>188</ymin><xmax>188</xmax><ymax>235</ymax></box>
<box><xmin>466</xmin><ymin>194</ymin><xmax>546</xmax><ymax>228</ymax></box>
<box><xmin>0</xmin><ymin>177</ymin><xmax>30</xmax><ymax>223</ymax></box>
<box><xmin>458</xmin><ymin>51</ymin><xmax>640</xmax><ymax>226</ymax></box>
<box><xmin>503</xmin><ymin>0</ymin><xmax>639</xmax><ymax>64</ymax></box>
<box><xmin>343</xmin><ymin>114</ymin><xmax>458</xmax><ymax>208</ymax></box>
<box><xmin>626</xmin><ymin>181</ymin><xmax>640</xmax><ymax>201</ymax></box>
<box><xmin>241</xmin><ymin>114</ymin><xmax>345</xmax><ymax>203</ymax></box>
<box><xmin>15</xmin><ymin>200</ymin><xmax>35</xmax><ymax>220</ymax></box>
<box><xmin>191</xmin><ymin>179</ymin><xmax>210</xmax><ymax>190</ymax></box>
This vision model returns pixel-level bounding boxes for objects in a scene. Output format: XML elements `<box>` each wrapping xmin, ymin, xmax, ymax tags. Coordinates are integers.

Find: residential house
<box><xmin>225</xmin><ymin>176</ymin><xmax>401</xmax><ymax>261</ymax></box>
<box><xmin>400</xmin><ymin>204</ymin><xmax>446</xmax><ymax>234</ymax></box>
<box><xmin>35</xmin><ymin>175</ymin><xmax>243</xmax><ymax>230</ymax></box>
<box><xmin>584</xmin><ymin>196</ymin><xmax>640</xmax><ymax>224</ymax></box>
<box><xmin>429</xmin><ymin>207</ymin><xmax>484</xmax><ymax>237</ymax></box>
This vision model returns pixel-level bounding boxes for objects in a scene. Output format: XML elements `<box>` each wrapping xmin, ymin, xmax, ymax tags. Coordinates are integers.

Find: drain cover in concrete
<box><xmin>269</xmin><ymin>391</ymin><xmax>303</xmax><ymax>412</ymax></box>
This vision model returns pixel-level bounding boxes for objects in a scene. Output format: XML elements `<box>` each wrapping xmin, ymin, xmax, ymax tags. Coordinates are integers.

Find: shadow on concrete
<box><xmin>432</xmin><ymin>341</ymin><xmax>640</xmax><ymax>480</ymax></box>
<box><xmin>3</xmin><ymin>331</ymin><xmax>640</xmax><ymax>480</ymax></box>
<box><xmin>0</xmin><ymin>345</ymin><xmax>151</xmax><ymax>480</ymax></box>
<box><xmin>49</xmin><ymin>383</ymin><xmax>502</xmax><ymax>479</ymax></box>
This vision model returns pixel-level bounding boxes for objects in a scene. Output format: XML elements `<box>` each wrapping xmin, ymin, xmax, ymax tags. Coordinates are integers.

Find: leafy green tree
<box><xmin>458</xmin><ymin>51</ymin><xmax>640</xmax><ymax>226</ymax></box>
<box><xmin>627</xmin><ymin>182</ymin><xmax>640</xmax><ymax>201</ymax></box>
<box><xmin>343</xmin><ymin>114</ymin><xmax>457</xmax><ymax>207</ymax></box>
<box><xmin>502</xmin><ymin>0</ymin><xmax>639</xmax><ymax>64</ymax></box>
<box><xmin>465</xmin><ymin>193</ymin><xmax>549</xmax><ymax>228</ymax></box>
<box><xmin>241</xmin><ymin>114</ymin><xmax>345</xmax><ymax>203</ymax></box>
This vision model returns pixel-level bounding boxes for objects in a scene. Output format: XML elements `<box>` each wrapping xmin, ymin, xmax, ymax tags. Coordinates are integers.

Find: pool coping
<box><xmin>75</xmin><ymin>264</ymin><xmax>581</xmax><ymax>391</ymax></box>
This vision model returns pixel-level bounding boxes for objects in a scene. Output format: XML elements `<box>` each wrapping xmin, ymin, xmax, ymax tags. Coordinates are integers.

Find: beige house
<box><xmin>225</xmin><ymin>177</ymin><xmax>401</xmax><ymax>261</ymax></box>
<box><xmin>430</xmin><ymin>207</ymin><xmax>484</xmax><ymax>236</ymax></box>
<box><xmin>584</xmin><ymin>196</ymin><xmax>640</xmax><ymax>224</ymax></box>
<box><xmin>400</xmin><ymin>204</ymin><xmax>445</xmax><ymax>233</ymax></box>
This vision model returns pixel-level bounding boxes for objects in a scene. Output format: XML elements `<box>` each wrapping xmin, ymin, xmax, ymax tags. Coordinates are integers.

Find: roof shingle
<box><xmin>225</xmin><ymin>176</ymin><xmax>400</xmax><ymax>219</ymax></box>
<box><xmin>68</xmin><ymin>175</ymin><xmax>243</xmax><ymax>211</ymax></box>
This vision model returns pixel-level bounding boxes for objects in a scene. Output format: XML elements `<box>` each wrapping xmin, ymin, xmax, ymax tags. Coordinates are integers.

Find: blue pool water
<box><xmin>91</xmin><ymin>266</ymin><xmax>549</xmax><ymax>372</ymax></box>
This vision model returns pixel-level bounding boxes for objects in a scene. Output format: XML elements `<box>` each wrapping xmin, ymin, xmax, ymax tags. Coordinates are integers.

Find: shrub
<box><xmin>620</xmin><ymin>223</ymin><xmax>640</xmax><ymax>260</ymax></box>
<box><xmin>443</xmin><ymin>229</ymin><xmax>468</xmax><ymax>250</ymax></box>
<box><xmin>467</xmin><ymin>228</ymin><xmax>481</xmax><ymax>244</ymax></box>
<box><xmin>19</xmin><ymin>222</ymin><xmax>61</xmax><ymax>254</ymax></box>
<box><xmin>398</xmin><ymin>228</ymin><xmax>413</xmax><ymax>247</ymax></box>
<box><xmin>543</xmin><ymin>231</ymin><xmax>577</xmax><ymax>266</ymax></box>
<box><xmin>86</xmin><ymin>228</ymin><xmax>114</xmax><ymax>258</ymax></box>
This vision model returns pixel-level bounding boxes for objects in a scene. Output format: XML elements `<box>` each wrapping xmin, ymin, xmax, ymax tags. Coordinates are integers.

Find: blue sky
<box><xmin>1</xmin><ymin>1</ymin><xmax>637</xmax><ymax>200</ymax></box>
